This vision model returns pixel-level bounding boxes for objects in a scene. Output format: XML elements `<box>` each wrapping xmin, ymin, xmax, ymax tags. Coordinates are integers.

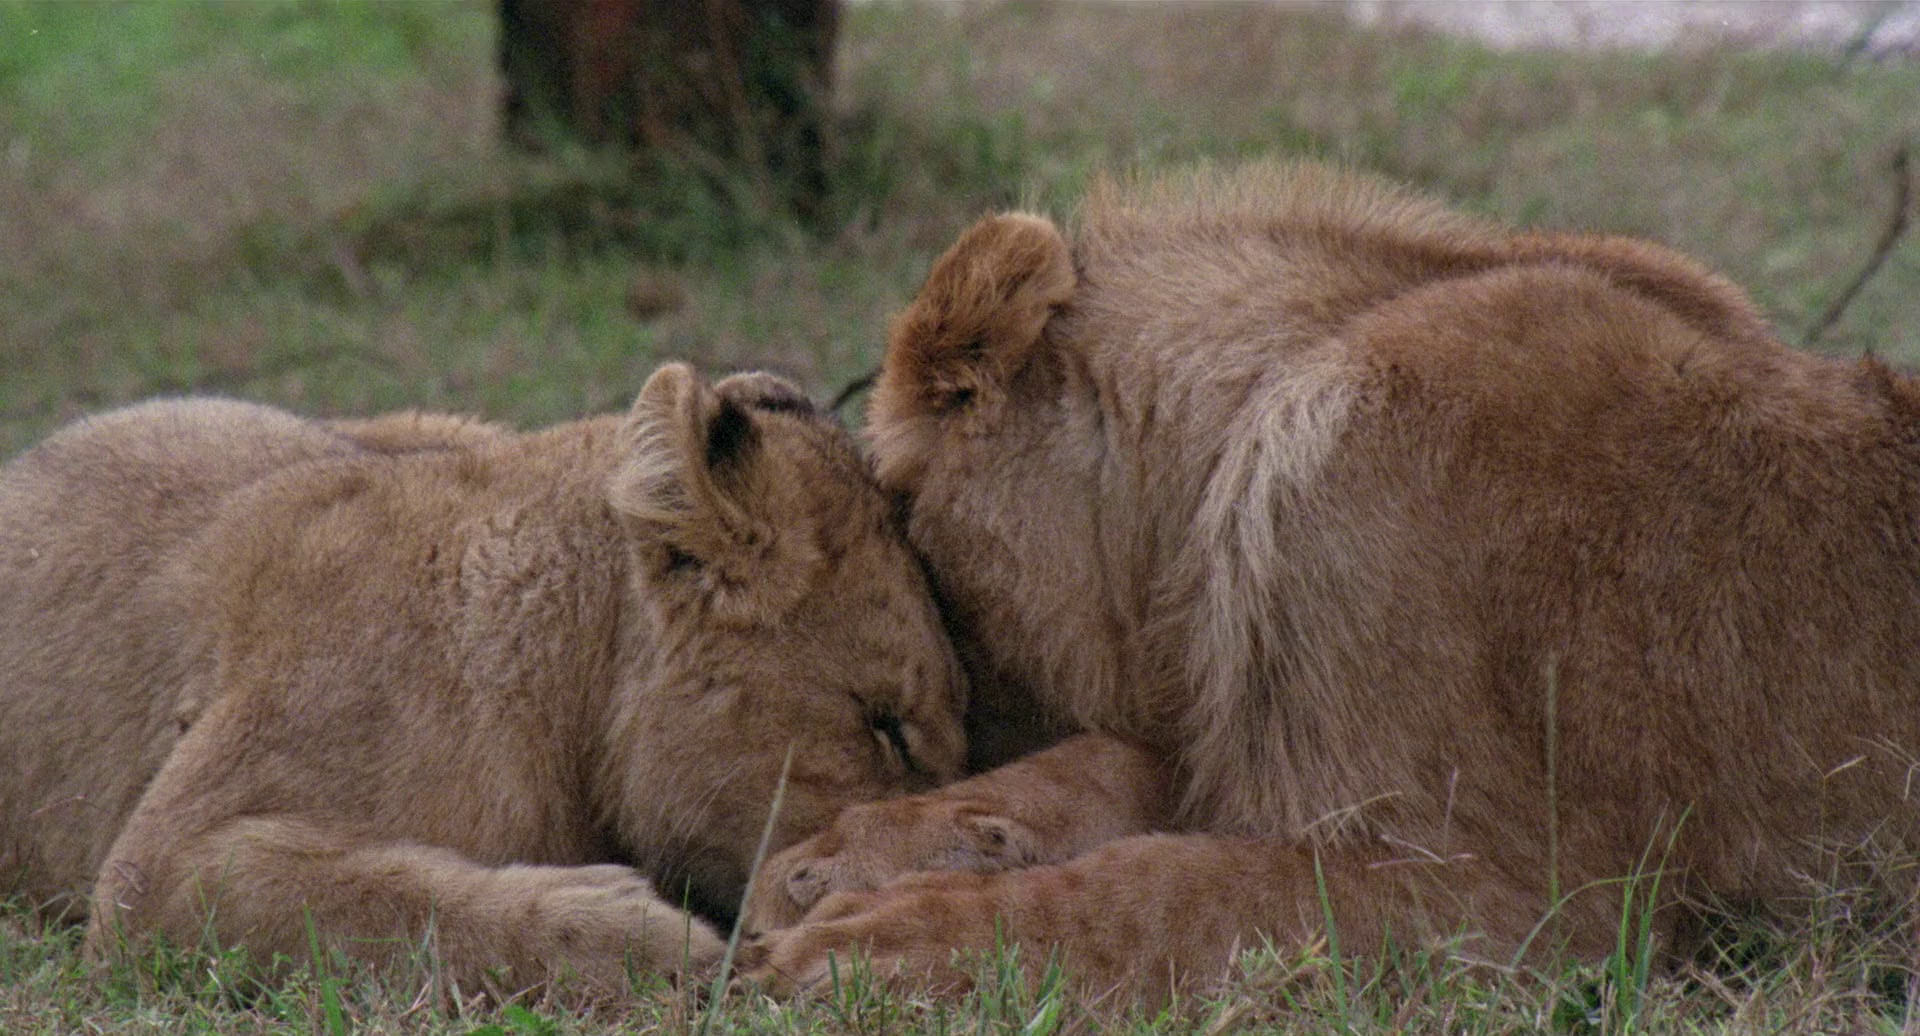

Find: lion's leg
<box><xmin>746</xmin><ymin>733</ymin><xmax>1175</xmax><ymax>929</ymax></box>
<box><xmin>746</xmin><ymin>832</ymin><xmax>1645</xmax><ymax>1001</ymax></box>
<box><xmin>87</xmin><ymin>813</ymin><xmax>724</xmax><ymax>999</ymax></box>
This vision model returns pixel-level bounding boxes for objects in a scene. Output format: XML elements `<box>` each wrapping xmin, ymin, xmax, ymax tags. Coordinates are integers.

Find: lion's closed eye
<box><xmin>869</xmin><ymin>710</ymin><xmax>916</xmax><ymax>772</ymax></box>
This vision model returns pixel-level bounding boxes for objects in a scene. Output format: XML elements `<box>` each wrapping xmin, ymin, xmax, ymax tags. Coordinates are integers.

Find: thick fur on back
<box><xmin>744</xmin><ymin>161</ymin><xmax>1920</xmax><ymax>995</ymax></box>
<box><xmin>0</xmin><ymin>366</ymin><xmax>967</xmax><ymax>998</ymax></box>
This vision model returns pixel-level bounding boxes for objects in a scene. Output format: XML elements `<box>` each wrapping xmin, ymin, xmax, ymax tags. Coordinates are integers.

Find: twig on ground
<box><xmin>829</xmin><ymin>367</ymin><xmax>880</xmax><ymax>414</ymax></box>
<box><xmin>1803</xmin><ymin>142</ymin><xmax>1914</xmax><ymax>349</ymax></box>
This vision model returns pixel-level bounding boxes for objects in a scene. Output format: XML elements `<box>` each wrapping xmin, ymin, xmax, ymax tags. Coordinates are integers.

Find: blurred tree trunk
<box><xmin>499</xmin><ymin>0</ymin><xmax>839</xmax><ymax>214</ymax></box>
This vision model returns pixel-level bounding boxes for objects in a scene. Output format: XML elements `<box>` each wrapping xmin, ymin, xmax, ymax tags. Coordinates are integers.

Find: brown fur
<box><xmin>744</xmin><ymin>161</ymin><xmax>1920</xmax><ymax>999</ymax></box>
<box><xmin>0</xmin><ymin>364</ymin><xmax>966</xmax><ymax>1001</ymax></box>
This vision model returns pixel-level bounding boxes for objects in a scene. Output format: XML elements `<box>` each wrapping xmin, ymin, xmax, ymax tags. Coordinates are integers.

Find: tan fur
<box><xmin>745</xmin><ymin>161</ymin><xmax>1920</xmax><ymax>999</ymax></box>
<box><xmin>744</xmin><ymin>733</ymin><xmax>1174</xmax><ymax>931</ymax></box>
<box><xmin>0</xmin><ymin>364</ymin><xmax>967</xmax><ymax>1001</ymax></box>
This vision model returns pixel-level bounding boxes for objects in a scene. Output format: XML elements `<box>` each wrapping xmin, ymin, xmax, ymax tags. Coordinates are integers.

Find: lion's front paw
<box><xmin>745</xmin><ymin>799</ymin><xmax>1040</xmax><ymax>932</ymax></box>
<box><xmin>743</xmin><ymin>874</ymin><xmax>1003</xmax><ymax>998</ymax></box>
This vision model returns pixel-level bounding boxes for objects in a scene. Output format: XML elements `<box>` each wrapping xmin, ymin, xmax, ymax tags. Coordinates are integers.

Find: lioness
<box><xmin>0</xmin><ymin>363</ymin><xmax>967</xmax><ymax>999</ymax></box>
<box><xmin>744</xmin><ymin>161</ymin><xmax>1920</xmax><ymax>998</ymax></box>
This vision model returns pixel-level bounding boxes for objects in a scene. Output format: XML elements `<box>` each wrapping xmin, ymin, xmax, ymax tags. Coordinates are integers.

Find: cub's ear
<box><xmin>608</xmin><ymin>363</ymin><xmax>769</xmax><ymax>567</ymax></box>
<box><xmin>879</xmin><ymin>212</ymin><xmax>1074</xmax><ymax>419</ymax></box>
<box><xmin>711</xmin><ymin>369</ymin><xmax>817</xmax><ymax>417</ymax></box>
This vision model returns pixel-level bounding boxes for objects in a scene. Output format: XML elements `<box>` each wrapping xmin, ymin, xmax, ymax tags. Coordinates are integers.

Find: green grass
<box><xmin>7</xmin><ymin>878</ymin><xmax>1919</xmax><ymax>1034</ymax></box>
<box><xmin>3</xmin><ymin>0</ymin><xmax>1919</xmax><ymax>1031</ymax></box>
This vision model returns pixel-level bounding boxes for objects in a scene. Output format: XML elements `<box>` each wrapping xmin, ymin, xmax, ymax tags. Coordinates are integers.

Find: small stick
<box><xmin>697</xmin><ymin>743</ymin><xmax>793</xmax><ymax>1032</ymax></box>
<box><xmin>829</xmin><ymin>367</ymin><xmax>880</xmax><ymax>414</ymax></box>
<box><xmin>1804</xmin><ymin>142</ymin><xmax>1913</xmax><ymax>348</ymax></box>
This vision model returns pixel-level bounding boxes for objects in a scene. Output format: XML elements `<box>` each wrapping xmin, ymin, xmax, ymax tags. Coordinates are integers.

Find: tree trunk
<box><xmin>499</xmin><ymin>0</ymin><xmax>839</xmax><ymax>212</ymax></box>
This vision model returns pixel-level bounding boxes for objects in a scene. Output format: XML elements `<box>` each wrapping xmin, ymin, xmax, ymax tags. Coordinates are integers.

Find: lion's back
<box><xmin>876</xmin><ymin>161</ymin><xmax>1920</xmax><ymax>900</ymax></box>
<box><xmin>1082</xmin><ymin>170</ymin><xmax>1920</xmax><ymax>847</ymax></box>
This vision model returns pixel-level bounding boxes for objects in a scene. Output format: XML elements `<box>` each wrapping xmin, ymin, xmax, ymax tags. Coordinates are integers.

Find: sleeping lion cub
<box><xmin>0</xmin><ymin>363</ymin><xmax>966</xmax><ymax>1000</ymax></box>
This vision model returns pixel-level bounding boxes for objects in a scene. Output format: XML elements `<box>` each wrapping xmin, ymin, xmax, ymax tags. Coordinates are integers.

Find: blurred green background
<box><xmin>2</xmin><ymin>0</ymin><xmax>1916</xmax><ymax>459</ymax></box>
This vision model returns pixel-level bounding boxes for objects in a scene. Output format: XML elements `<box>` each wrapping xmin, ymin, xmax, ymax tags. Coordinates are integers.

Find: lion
<box><xmin>0</xmin><ymin>363</ymin><xmax>967</xmax><ymax>1001</ymax></box>
<box><xmin>742</xmin><ymin>161</ymin><xmax>1920</xmax><ymax>999</ymax></box>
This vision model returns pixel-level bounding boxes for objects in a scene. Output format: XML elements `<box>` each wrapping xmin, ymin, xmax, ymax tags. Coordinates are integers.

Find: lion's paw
<box><xmin>505</xmin><ymin>864</ymin><xmax>727</xmax><ymax>979</ymax></box>
<box><xmin>745</xmin><ymin>799</ymin><xmax>1040</xmax><ymax>931</ymax></box>
<box><xmin>742</xmin><ymin>874</ymin><xmax>1002</xmax><ymax>998</ymax></box>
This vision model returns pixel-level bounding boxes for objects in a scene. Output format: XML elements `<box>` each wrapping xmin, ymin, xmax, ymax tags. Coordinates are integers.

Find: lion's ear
<box><xmin>878</xmin><ymin>212</ymin><xmax>1075</xmax><ymax>419</ymax></box>
<box><xmin>608</xmin><ymin>363</ymin><xmax>770</xmax><ymax>567</ymax></box>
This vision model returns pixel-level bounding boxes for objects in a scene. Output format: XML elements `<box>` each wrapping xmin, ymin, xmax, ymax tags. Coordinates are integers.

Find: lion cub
<box><xmin>0</xmin><ymin>363</ymin><xmax>966</xmax><ymax>1000</ymax></box>
<box><xmin>744</xmin><ymin>162</ymin><xmax>1920</xmax><ymax>1000</ymax></box>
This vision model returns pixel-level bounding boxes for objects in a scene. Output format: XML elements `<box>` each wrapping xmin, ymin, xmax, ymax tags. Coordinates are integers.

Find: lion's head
<box><xmin>602</xmin><ymin>364</ymin><xmax>970</xmax><ymax>918</ymax></box>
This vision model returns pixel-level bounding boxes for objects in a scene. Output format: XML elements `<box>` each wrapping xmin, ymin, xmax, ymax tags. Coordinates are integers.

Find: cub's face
<box><xmin>606</xmin><ymin>365</ymin><xmax>968</xmax><ymax>919</ymax></box>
